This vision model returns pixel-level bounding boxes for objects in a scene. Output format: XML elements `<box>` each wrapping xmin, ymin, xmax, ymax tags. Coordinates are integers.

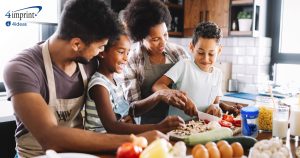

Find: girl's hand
<box><xmin>206</xmin><ymin>104</ymin><xmax>222</xmax><ymax>117</ymax></box>
<box><xmin>159</xmin><ymin>89</ymin><xmax>187</xmax><ymax>109</ymax></box>
<box><xmin>157</xmin><ymin>116</ymin><xmax>185</xmax><ymax>133</ymax></box>
<box><xmin>120</xmin><ymin>115</ymin><xmax>134</xmax><ymax>123</ymax></box>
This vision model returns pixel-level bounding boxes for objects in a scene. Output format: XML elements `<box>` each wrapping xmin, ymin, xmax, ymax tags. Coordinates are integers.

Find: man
<box><xmin>3</xmin><ymin>0</ymin><xmax>166</xmax><ymax>157</ymax></box>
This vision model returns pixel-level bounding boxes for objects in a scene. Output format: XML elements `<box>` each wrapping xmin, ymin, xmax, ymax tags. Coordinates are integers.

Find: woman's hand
<box><xmin>183</xmin><ymin>99</ymin><xmax>198</xmax><ymax>117</ymax></box>
<box><xmin>206</xmin><ymin>104</ymin><xmax>222</xmax><ymax>117</ymax></box>
<box><xmin>157</xmin><ymin>116</ymin><xmax>185</xmax><ymax>133</ymax></box>
<box><xmin>159</xmin><ymin>89</ymin><xmax>187</xmax><ymax>109</ymax></box>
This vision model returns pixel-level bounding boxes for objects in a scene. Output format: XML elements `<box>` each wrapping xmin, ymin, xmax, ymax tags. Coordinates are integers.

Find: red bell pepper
<box><xmin>222</xmin><ymin>114</ymin><xmax>234</xmax><ymax>123</ymax></box>
<box><xmin>233</xmin><ymin>119</ymin><xmax>241</xmax><ymax>127</ymax></box>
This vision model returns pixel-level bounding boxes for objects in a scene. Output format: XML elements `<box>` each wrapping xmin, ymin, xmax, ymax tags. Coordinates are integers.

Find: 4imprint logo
<box><xmin>5</xmin><ymin>6</ymin><xmax>42</xmax><ymax>21</ymax></box>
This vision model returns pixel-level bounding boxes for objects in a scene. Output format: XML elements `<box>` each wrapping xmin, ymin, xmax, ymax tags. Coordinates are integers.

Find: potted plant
<box><xmin>237</xmin><ymin>11</ymin><xmax>252</xmax><ymax>31</ymax></box>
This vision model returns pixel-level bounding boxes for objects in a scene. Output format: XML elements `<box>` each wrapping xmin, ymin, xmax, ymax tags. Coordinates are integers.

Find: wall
<box><xmin>169</xmin><ymin>37</ymin><xmax>272</xmax><ymax>93</ymax></box>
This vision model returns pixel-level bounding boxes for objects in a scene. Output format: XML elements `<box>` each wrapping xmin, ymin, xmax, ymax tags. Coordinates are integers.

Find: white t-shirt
<box><xmin>165</xmin><ymin>59</ymin><xmax>223</xmax><ymax>120</ymax></box>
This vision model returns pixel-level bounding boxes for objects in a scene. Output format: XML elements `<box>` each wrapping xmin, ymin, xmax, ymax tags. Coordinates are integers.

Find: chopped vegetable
<box><xmin>233</xmin><ymin>119</ymin><xmax>241</xmax><ymax>127</ymax></box>
<box><xmin>219</xmin><ymin>120</ymin><xmax>232</xmax><ymax>128</ymax></box>
<box><xmin>222</xmin><ymin>114</ymin><xmax>234</xmax><ymax>123</ymax></box>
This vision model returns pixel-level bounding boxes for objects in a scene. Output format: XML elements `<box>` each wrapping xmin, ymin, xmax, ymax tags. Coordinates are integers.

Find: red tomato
<box><xmin>233</xmin><ymin>119</ymin><xmax>241</xmax><ymax>127</ymax></box>
<box><xmin>219</xmin><ymin>120</ymin><xmax>232</xmax><ymax>128</ymax></box>
<box><xmin>222</xmin><ymin>114</ymin><xmax>234</xmax><ymax>123</ymax></box>
<box><xmin>116</xmin><ymin>142</ymin><xmax>143</xmax><ymax>158</ymax></box>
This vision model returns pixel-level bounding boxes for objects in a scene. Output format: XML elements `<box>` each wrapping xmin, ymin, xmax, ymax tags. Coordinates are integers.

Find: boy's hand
<box><xmin>206</xmin><ymin>104</ymin><xmax>222</xmax><ymax>117</ymax></box>
<box><xmin>137</xmin><ymin>130</ymin><xmax>169</xmax><ymax>143</ymax></box>
<box><xmin>159</xmin><ymin>89</ymin><xmax>187</xmax><ymax>109</ymax></box>
<box><xmin>157</xmin><ymin>116</ymin><xmax>185</xmax><ymax>133</ymax></box>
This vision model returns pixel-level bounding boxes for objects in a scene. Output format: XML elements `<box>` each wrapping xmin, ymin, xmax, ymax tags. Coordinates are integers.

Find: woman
<box><xmin>122</xmin><ymin>0</ymin><xmax>194</xmax><ymax>124</ymax></box>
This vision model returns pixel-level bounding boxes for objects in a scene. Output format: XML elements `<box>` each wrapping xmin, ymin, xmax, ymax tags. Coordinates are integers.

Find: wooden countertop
<box><xmin>97</xmin><ymin>131</ymin><xmax>298</xmax><ymax>158</ymax></box>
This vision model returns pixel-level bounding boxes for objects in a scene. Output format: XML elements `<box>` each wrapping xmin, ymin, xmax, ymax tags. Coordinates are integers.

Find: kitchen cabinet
<box><xmin>166</xmin><ymin>0</ymin><xmax>230</xmax><ymax>37</ymax></box>
<box><xmin>229</xmin><ymin>0</ymin><xmax>267</xmax><ymax>37</ymax></box>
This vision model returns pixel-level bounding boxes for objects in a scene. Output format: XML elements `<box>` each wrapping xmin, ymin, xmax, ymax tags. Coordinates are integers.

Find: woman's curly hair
<box><xmin>192</xmin><ymin>21</ymin><xmax>222</xmax><ymax>46</ymax></box>
<box><xmin>123</xmin><ymin>0</ymin><xmax>171</xmax><ymax>42</ymax></box>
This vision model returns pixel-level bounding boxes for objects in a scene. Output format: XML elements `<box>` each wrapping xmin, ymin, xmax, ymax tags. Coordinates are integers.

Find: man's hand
<box><xmin>157</xmin><ymin>116</ymin><xmax>185</xmax><ymax>133</ymax></box>
<box><xmin>137</xmin><ymin>130</ymin><xmax>169</xmax><ymax>144</ymax></box>
<box><xmin>206</xmin><ymin>104</ymin><xmax>222</xmax><ymax>117</ymax></box>
<box><xmin>159</xmin><ymin>89</ymin><xmax>187</xmax><ymax>109</ymax></box>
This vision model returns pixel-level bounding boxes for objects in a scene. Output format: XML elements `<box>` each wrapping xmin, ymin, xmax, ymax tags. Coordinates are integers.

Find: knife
<box><xmin>188</xmin><ymin>98</ymin><xmax>220</xmax><ymax>122</ymax></box>
<box><xmin>197</xmin><ymin>110</ymin><xmax>221</xmax><ymax>122</ymax></box>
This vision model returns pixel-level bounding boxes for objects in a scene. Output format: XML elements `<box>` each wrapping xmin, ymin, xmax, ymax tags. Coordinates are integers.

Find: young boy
<box><xmin>153</xmin><ymin>22</ymin><xmax>223</xmax><ymax>120</ymax></box>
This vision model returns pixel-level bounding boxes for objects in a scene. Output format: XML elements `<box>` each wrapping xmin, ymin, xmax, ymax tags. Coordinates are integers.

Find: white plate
<box><xmin>35</xmin><ymin>153</ymin><xmax>99</xmax><ymax>158</ymax></box>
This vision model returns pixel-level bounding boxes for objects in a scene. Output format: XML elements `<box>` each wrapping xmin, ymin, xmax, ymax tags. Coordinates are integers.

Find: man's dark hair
<box><xmin>192</xmin><ymin>22</ymin><xmax>222</xmax><ymax>46</ymax></box>
<box><xmin>123</xmin><ymin>0</ymin><xmax>172</xmax><ymax>42</ymax></box>
<box><xmin>57</xmin><ymin>0</ymin><xmax>122</xmax><ymax>45</ymax></box>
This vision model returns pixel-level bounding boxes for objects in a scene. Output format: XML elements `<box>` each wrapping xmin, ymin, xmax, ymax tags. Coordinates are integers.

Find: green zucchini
<box><xmin>184</xmin><ymin>127</ymin><xmax>233</xmax><ymax>146</ymax></box>
<box><xmin>216</xmin><ymin>136</ymin><xmax>257</xmax><ymax>150</ymax></box>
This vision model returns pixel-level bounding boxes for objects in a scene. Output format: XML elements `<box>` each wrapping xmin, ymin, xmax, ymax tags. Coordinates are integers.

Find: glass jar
<box><xmin>256</xmin><ymin>96</ymin><xmax>276</xmax><ymax>131</ymax></box>
<box><xmin>290</xmin><ymin>106</ymin><xmax>300</xmax><ymax>137</ymax></box>
<box><xmin>241</xmin><ymin>106</ymin><xmax>259</xmax><ymax>138</ymax></box>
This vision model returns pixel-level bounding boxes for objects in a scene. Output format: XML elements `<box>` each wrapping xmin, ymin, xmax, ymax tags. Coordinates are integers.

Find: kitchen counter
<box><xmin>0</xmin><ymin>93</ymin><xmax>256</xmax><ymax>123</ymax></box>
<box><xmin>221</xmin><ymin>95</ymin><xmax>255</xmax><ymax>105</ymax></box>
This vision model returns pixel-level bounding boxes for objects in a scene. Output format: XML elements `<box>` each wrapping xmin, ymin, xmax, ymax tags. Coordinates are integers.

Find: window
<box><xmin>279</xmin><ymin>1</ymin><xmax>300</xmax><ymax>54</ymax></box>
<box><xmin>0</xmin><ymin>1</ymin><xmax>61</xmax><ymax>92</ymax></box>
<box><xmin>0</xmin><ymin>24</ymin><xmax>41</xmax><ymax>88</ymax></box>
<box><xmin>274</xmin><ymin>64</ymin><xmax>300</xmax><ymax>94</ymax></box>
<box><xmin>270</xmin><ymin>0</ymin><xmax>300</xmax><ymax>90</ymax></box>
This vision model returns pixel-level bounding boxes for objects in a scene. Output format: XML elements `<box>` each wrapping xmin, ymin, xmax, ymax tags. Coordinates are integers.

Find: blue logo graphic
<box><xmin>5</xmin><ymin>6</ymin><xmax>42</xmax><ymax>21</ymax></box>
<box><xmin>5</xmin><ymin>21</ymin><xmax>11</xmax><ymax>27</ymax></box>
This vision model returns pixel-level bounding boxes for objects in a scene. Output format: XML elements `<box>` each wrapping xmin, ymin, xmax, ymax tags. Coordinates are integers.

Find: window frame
<box><xmin>270</xmin><ymin>0</ymin><xmax>300</xmax><ymax>80</ymax></box>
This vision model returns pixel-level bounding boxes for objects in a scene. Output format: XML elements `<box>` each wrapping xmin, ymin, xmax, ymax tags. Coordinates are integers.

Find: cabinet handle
<box><xmin>205</xmin><ymin>10</ymin><xmax>209</xmax><ymax>21</ymax></box>
<box><xmin>200</xmin><ymin>11</ymin><xmax>204</xmax><ymax>22</ymax></box>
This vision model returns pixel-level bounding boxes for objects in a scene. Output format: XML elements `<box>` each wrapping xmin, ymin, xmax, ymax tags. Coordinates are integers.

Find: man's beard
<box><xmin>75</xmin><ymin>56</ymin><xmax>89</xmax><ymax>65</ymax></box>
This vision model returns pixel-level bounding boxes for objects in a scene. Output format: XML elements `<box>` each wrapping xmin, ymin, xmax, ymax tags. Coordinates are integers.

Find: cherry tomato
<box><xmin>222</xmin><ymin>114</ymin><xmax>234</xmax><ymax>123</ymax></box>
<box><xmin>219</xmin><ymin>120</ymin><xmax>232</xmax><ymax>128</ymax></box>
<box><xmin>117</xmin><ymin>142</ymin><xmax>143</xmax><ymax>158</ymax></box>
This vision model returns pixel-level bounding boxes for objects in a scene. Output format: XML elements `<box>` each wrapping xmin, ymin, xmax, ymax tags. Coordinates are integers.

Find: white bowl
<box><xmin>34</xmin><ymin>153</ymin><xmax>99</xmax><ymax>158</ymax></box>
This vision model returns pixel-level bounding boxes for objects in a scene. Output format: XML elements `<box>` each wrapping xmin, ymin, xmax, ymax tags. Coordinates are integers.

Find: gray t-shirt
<box><xmin>3</xmin><ymin>41</ymin><xmax>97</xmax><ymax>138</ymax></box>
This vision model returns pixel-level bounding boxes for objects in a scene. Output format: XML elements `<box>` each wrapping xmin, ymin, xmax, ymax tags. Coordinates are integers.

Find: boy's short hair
<box><xmin>192</xmin><ymin>22</ymin><xmax>222</xmax><ymax>46</ymax></box>
<box><xmin>123</xmin><ymin>0</ymin><xmax>172</xmax><ymax>42</ymax></box>
<box><xmin>57</xmin><ymin>0</ymin><xmax>122</xmax><ymax>45</ymax></box>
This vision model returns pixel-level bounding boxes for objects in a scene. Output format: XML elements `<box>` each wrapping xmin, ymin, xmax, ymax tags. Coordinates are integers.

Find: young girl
<box><xmin>84</xmin><ymin>30</ymin><xmax>184</xmax><ymax>134</ymax></box>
